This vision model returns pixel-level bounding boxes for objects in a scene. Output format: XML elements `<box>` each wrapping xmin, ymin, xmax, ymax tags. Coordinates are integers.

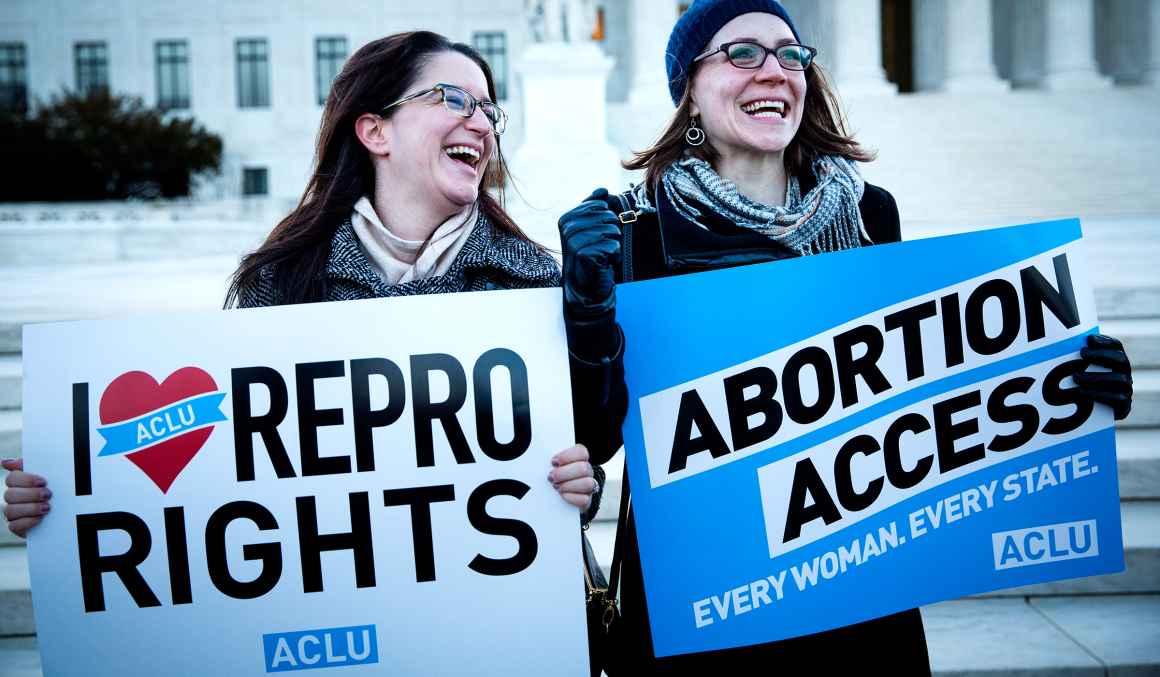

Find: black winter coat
<box><xmin>583</xmin><ymin>181</ymin><xmax>931</xmax><ymax>673</ymax></box>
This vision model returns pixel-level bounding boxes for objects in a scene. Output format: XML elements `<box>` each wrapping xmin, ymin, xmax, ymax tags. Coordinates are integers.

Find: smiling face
<box><xmin>689</xmin><ymin>12</ymin><xmax>806</xmax><ymax>166</ymax></box>
<box><xmin>380</xmin><ymin>51</ymin><xmax>497</xmax><ymax>214</ymax></box>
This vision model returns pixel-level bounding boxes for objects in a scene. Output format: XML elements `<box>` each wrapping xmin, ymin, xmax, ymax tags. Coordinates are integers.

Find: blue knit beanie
<box><xmin>665</xmin><ymin>0</ymin><xmax>801</xmax><ymax>105</ymax></box>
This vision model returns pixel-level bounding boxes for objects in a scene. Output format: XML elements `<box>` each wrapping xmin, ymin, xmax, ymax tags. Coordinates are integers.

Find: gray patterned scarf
<box><xmin>639</xmin><ymin>155</ymin><xmax>871</xmax><ymax>256</ymax></box>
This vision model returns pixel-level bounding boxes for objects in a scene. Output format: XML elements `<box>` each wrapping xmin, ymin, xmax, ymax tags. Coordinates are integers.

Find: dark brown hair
<box><xmin>225</xmin><ymin>31</ymin><xmax>531</xmax><ymax>307</ymax></box>
<box><xmin>624</xmin><ymin>62</ymin><xmax>876</xmax><ymax>192</ymax></box>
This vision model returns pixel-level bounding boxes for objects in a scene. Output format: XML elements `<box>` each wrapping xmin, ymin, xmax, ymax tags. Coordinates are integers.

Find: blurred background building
<box><xmin>1</xmin><ymin>1</ymin><xmax>1158</xmax><ymax>675</ymax></box>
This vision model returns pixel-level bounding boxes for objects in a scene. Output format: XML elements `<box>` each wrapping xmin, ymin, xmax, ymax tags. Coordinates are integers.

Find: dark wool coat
<box><xmin>585</xmin><ymin>181</ymin><xmax>932</xmax><ymax>673</ymax></box>
<box><xmin>237</xmin><ymin>215</ymin><xmax>609</xmax><ymax>523</ymax></box>
<box><xmin>238</xmin><ymin>217</ymin><xmax>561</xmax><ymax>306</ymax></box>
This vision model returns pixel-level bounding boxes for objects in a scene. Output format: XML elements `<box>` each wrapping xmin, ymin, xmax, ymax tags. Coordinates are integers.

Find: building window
<box><xmin>236</xmin><ymin>38</ymin><xmax>269</xmax><ymax>108</ymax></box>
<box><xmin>472</xmin><ymin>32</ymin><xmax>507</xmax><ymax>100</ymax></box>
<box><xmin>155</xmin><ymin>40</ymin><xmax>190</xmax><ymax>110</ymax></box>
<box><xmin>242</xmin><ymin>167</ymin><xmax>268</xmax><ymax>196</ymax></box>
<box><xmin>315</xmin><ymin>36</ymin><xmax>347</xmax><ymax>106</ymax></box>
<box><xmin>0</xmin><ymin>43</ymin><xmax>27</xmax><ymax>113</ymax></box>
<box><xmin>75</xmin><ymin>42</ymin><xmax>109</xmax><ymax>95</ymax></box>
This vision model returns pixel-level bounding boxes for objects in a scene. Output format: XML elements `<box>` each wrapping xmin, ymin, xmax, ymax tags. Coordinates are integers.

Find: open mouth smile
<box><xmin>740</xmin><ymin>99</ymin><xmax>788</xmax><ymax>119</ymax></box>
<box><xmin>444</xmin><ymin>144</ymin><xmax>482</xmax><ymax>168</ymax></box>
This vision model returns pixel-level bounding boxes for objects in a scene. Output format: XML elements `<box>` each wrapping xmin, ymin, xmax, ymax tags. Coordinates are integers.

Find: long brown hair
<box><xmin>624</xmin><ymin>62</ymin><xmax>875</xmax><ymax>192</ymax></box>
<box><xmin>225</xmin><ymin>31</ymin><xmax>531</xmax><ymax>307</ymax></box>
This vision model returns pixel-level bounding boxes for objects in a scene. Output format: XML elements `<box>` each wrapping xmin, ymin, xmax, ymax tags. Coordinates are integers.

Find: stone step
<box><xmin>0</xmin><ymin>528</ymin><xmax>21</xmax><ymax>548</ymax></box>
<box><xmin>1121</xmin><ymin>369</ymin><xmax>1160</xmax><ymax>429</ymax></box>
<box><xmin>592</xmin><ymin>425</ymin><xmax>1159</xmax><ymax>518</ymax></box>
<box><xmin>0</xmin><ymin>637</ymin><xmax>39</xmax><ymax>677</ymax></box>
<box><xmin>973</xmin><ymin>500</ymin><xmax>1159</xmax><ymax>597</ymax></box>
<box><xmin>1</xmin><ymin>522</ymin><xmax>1158</xmax><ymax>673</ymax></box>
<box><xmin>0</xmin><ymin>456</ymin><xmax>22</xmax><ymax>548</ymax></box>
<box><xmin>0</xmin><ymin>409</ymin><xmax>19</xmax><ymax>458</ymax></box>
<box><xmin>0</xmin><ymin>546</ymin><xmax>32</xmax><ymax>637</ymax></box>
<box><xmin>1096</xmin><ymin>285</ymin><xmax>1160</xmax><ymax>321</ymax></box>
<box><xmin>923</xmin><ymin>595</ymin><xmax>1160</xmax><ymax>676</ymax></box>
<box><xmin>1118</xmin><ymin>429</ymin><xmax>1160</xmax><ymax>500</ymax></box>
<box><xmin>588</xmin><ymin>498</ymin><xmax>1159</xmax><ymax>597</ymax></box>
<box><xmin>0</xmin><ymin>591</ymin><xmax>1155</xmax><ymax>676</ymax></box>
<box><xmin>0</xmin><ymin>322</ymin><xmax>18</xmax><ymax>356</ymax></box>
<box><xmin>0</xmin><ymin>367</ymin><xmax>1152</xmax><ymax>456</ymax></box>
<box><xmin>2</xmin><ymin>318</ymin><xmax>1154</xmax><ymax>417</ymax></box>
<box><xmin>1102</xmin><ymin>319</ymin><xmax>1160</xmax><ymax>369</ymax></box>
<box><xmin>0</xmin><ymin>267</ymin><xmax>1153</xmax><ymax>355</ymax></box>
<box><xmin>0</xmin><ymin>418</ymin><xmax>1153</xmax><ymax>506</ymax></box>
<box><xmin>581</xmin><ymin>374</ymin><xmax>1156</xmax><ymax>513</ymax></box>
<box><xmin>0</xmin><ymin>355</ymin><xmax>21</xmax><ymax>411</ymax></box>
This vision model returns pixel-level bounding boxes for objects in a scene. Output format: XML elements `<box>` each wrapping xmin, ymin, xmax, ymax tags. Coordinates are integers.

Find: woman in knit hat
<box><xmin>558</xmin><ymin>0</ymin><xmax>1134</xmax><ymax>672</ymax></box>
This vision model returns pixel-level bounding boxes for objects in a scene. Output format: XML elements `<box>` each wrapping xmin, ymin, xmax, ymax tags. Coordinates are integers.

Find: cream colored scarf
<box><xmin>349</xmin><ymin>196</ymin><xmax>477</xmax><ymax>285</ymax></box>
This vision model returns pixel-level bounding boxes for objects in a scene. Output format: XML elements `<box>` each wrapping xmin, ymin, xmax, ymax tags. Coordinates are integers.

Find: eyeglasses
<box><xmin>380</xmin><ymin>83</ymin><xmax>508</xmax><ymax>135</ymax></box>
<box><xmin>693</xmin><ymin>41</ymin><xmax>817</xmax><ymax>71</ymax></box>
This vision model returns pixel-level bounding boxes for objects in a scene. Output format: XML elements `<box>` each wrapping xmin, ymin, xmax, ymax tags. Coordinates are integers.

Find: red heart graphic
<box><xmin>99</xmin><ymin>367</ymin><xmax>220</xmax><ymax>493</ymax></box>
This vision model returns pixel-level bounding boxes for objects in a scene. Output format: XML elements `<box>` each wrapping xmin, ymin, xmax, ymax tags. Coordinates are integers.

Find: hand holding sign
<box><xmin>550</xmin><ymin>444</ymin><xmax>598</xmax><ymax>509</ymax></box>
<box><xmin>615</xmin><ymin>220</ymin><xmax>1129</xmax><ymax>657</ymax></box>
<box><xmin>2</xmin><ymin>458</ymin><xmax>50</xmax><ymax>537</ymax></box>
<box><xmin>1074</xmin><ymin>334</ymin><xmax>1133</xmax><ymax>420</ymax></box>
<box><xmin>17</xmin><ymin>289</ymin><xmax>591</xmax><ymax>677</ymax></box>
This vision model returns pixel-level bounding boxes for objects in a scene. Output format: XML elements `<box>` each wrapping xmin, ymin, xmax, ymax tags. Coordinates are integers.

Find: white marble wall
<box><xmin>0</xmin><ymin>0</ymin><xmax>529</xmax><ymax>200</ymax></box>
<box><xmin>3</xmin><ymin>0</ymin><xmax>1158</xmax><ymax>208</ymax></box>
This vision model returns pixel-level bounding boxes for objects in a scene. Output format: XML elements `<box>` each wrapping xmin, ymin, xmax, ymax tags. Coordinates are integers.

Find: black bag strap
<box><xmin>613</xmin><ymin>189</ymin><xmax>638</xmax><ymax>284</ymax></box>
<box><xmin>581</xmin><ymin>528</ymin><xmax>608</xmax><ymax>590</ymax></box>
<box><xmin>606</xmin><ymin>186</ymin><xmax>638</xmax><ymax>597</ymax></box>
<box><xmin>606</xmin><ymin>463</ymin><xmax>631</xmax><ymax>600</ymax></box>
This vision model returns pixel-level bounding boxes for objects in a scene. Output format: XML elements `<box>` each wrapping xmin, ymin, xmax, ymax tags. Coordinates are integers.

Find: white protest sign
<box><xmin>22</xmin><ymin>289</ymin><xmax>588</xmax><ymax>676</ymax></box>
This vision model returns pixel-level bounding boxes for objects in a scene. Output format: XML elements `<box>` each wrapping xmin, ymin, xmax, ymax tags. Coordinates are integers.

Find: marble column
<box><xmin>510</xmin><ymin>40</ymin><xmax>621</xmax><ymax>243</ymax></box>
<box><xmin>541</xmin><ymin>0</ymin><xmax>565</xmax><ymax>43</ymax></box>
<box><xmin>1097</xmin><ymin>0</ymin><xmax>1145</xmax><ymax>84</ymax></box>
<box><xmin>1042</xmin><ymin>0</ymin><xmax>1112</xmax><ymax>89</ymax></box>
<box><xmin>627</xmin><ymin>0</ymin><xmax>676</xmax><ymax>106</ymax></box>
<box><xmin>1148</xmin><ymin>0</ymin><xmax>1160</xmax><ymax>84</ymax></box>
<box><xmin>827</xmin><ymin>0</ymin><xmax>897</xmax><ymax>96</ymax></box>
<box><xmin>1005</xmin><ymin>0</ymin><xmax>1047</xmax><ymax>88</ymax></box>
<box><xmin>913</xmin><ymin>0</ymin><xmax>1008</xmax><ymax>92</ymax></box>
<box><xmin>911</xmin><ymin>0</ymin><xmax>947</xmax><ymax>91</ymax></box>
<box><xmin>944</xmin><ymin>0</ymin><xmax>1009</xmax><ymax>92</ymax></box>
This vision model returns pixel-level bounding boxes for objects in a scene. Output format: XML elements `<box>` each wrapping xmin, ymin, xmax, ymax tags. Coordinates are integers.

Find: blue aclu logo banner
<box><xmin>615</xmin><ymin>219</ymin><xmax>1124</xmax><ymax>657</ymax></box>
<box><xmin>262</xmin><ymin>624</ymin><xmax>379</xmax><ymax>672</ymax></box>
<box><xmin>96</xmin><ymin>392</ymin><xmax>227</xmax><ymax>456</ymax></box>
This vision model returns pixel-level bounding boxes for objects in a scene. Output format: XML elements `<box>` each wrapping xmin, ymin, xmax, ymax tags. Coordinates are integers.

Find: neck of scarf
<box><xmin>349</xmin><ymin>196</ymin><xmax>478</xmax><ymax>286</ymax></box>
<box><xmin>656</xmin><ymin>155</ymin><xmax>870</xmax><ymax>256</ymax></box>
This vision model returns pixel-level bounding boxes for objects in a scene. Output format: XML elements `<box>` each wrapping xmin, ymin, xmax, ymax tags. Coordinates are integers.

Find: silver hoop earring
<box><xmin>685</xmin><ymin>117</ymin><xmax>705</xmax><ymax>146</ymax></box>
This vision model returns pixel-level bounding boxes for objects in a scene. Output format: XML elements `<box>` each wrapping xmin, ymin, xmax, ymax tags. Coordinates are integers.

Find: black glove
<box><xmin>1073</xmin><ymin>333</ymin><xmax>1133</xmax><ymax>420</ymax></box>
<box><xmin>559</xmin><ymin>189</ymin><xmax>622</xmax><ymax>361</ymax></box>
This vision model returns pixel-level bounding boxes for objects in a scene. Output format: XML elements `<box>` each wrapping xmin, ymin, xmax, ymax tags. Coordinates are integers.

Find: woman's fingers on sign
<box><xmin>549</xmin><ymin>445</ymin><xmax>595</xmax><ymax>509</ymax></box>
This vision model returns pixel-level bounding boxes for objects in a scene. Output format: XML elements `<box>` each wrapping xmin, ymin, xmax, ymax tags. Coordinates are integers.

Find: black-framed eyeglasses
<box><xmin>380</xmin><ymin>83</ymin><xmax>508</xmax><ymax>135</ymax></box>
<box><xmin>693</xmin><ymin>41</ymin><xmax>817</xmax><ymax>71</ymax></box>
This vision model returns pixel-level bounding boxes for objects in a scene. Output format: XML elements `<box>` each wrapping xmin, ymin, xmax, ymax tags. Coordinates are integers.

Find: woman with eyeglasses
<box><xmin>559</xmin><ymin>0</ymin><xmax>1133</xmax><ymax>672</ymax></box>
<box><xmin>4</xmin><ymin>32</ymin><xmax>613</xmax><ymax>556</ymax></box>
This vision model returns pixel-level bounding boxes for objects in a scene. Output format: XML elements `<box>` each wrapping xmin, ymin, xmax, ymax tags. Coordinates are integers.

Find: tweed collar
<box><xmin>324</xmin><ymin>210</ymin><xmax>556</xmax><ymax>297</ymax></box>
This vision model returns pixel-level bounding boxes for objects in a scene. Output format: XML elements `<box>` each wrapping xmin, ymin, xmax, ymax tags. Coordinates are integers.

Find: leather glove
<box><xmin>559</xmin><ymin>189</ymin><xmax>623</xmax><ymax>361</ymax></box>
<box><xmin>559</xmin><ymin>188</ymin><xmax>621</xmax><ymax>320</ymax></box>
<box><xmin>1073</xmin><ymin>333</ymin><xmax>1133</xmax><ymax>420</ymax></box>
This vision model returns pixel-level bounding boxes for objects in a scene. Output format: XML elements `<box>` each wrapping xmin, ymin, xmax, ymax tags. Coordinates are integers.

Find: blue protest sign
<box><xmin>616</xmin><ymin>219</ymin><xmax>1123</xmax><ymax>657</ymax></box>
